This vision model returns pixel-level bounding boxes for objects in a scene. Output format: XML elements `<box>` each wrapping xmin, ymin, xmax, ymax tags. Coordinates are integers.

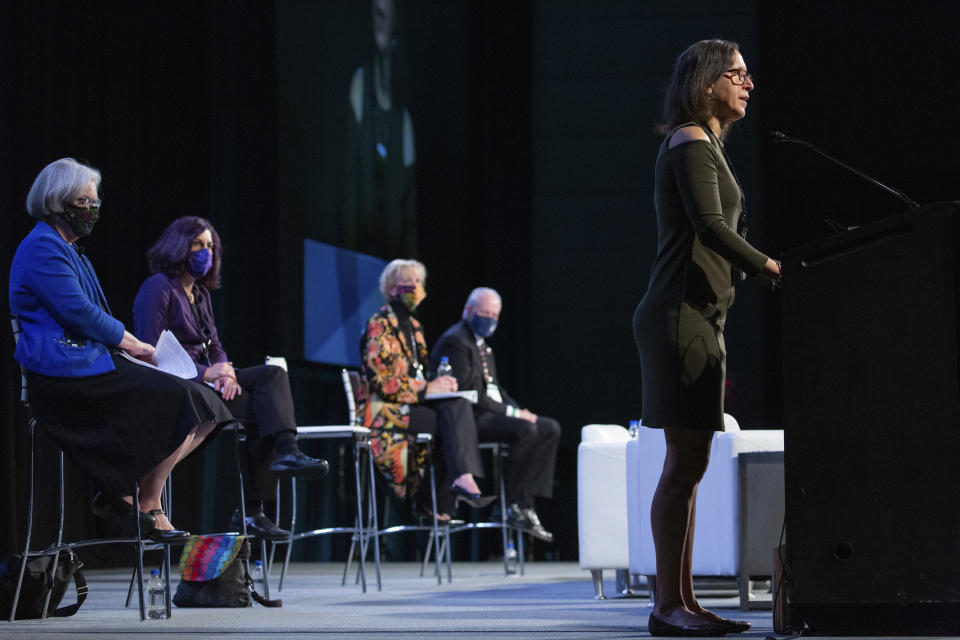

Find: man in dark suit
<box><xmin>430</xmin><ymin>287</ymin><xmax>560</xmax><ymax>541</ymax></box>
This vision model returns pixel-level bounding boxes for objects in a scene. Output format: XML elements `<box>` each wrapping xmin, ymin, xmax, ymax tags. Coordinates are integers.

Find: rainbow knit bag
<box><xmin>173</xmin><ymin>534</ymin><xmax>281</xmax><ymax>608</ymax></box>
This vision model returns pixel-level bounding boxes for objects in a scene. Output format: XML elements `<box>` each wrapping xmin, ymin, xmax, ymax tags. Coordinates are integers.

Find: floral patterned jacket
<box><xmin>359</xmin><ymin>303</ymin><xmax>429</xmax><ymax>498</ymax></box>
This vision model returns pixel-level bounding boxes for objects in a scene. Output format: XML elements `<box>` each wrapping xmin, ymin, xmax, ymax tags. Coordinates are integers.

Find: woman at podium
<box><xmin>632</xmin><ymin>39</ymin><xmax>781</xmax><ymax>636</ymax></box>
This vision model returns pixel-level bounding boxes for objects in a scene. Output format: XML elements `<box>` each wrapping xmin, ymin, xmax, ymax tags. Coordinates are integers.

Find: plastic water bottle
<box><xmin>628</xmin><ymin>420</ymin><xmax>641</xmax><ymax>437</ymax></box>
<box><xmin>146</xmin><ymin>569</ymin><xmax>166</xmax><ymax>619</ymax></box>
<box><xmin>251</xmin><ymin>560</ymin><xmax>265</xmax><ymax>586</ymax></box>
<box><xmin>505</xmin><ymin>540</ymin><xmax>518</xmax><ymax>575</ymax></box>
<box><xmin>436</xmin><ymin>356</ymin><xmax>453</xmax><ymax>380</ymax></box>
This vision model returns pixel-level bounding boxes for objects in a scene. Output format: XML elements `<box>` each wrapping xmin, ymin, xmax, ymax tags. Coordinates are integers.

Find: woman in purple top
<box><xmin>133</xmin><ymin>216</ymin><xmax>328</xmax><ymax>540</ymax></box>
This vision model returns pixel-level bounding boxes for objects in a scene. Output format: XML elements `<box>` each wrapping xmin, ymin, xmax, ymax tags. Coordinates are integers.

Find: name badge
<box><xmin>486</xmin><ymin>383</ymin><xmax>503</xmax><ymax>404</ymax></box>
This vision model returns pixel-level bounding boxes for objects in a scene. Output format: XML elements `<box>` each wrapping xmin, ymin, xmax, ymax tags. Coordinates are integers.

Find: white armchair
<box><xmin>626</xmin><ymin>416</ymin><xmax>784</xmax><ymax>609</ymax></box>
<box><xmin>577</xmin><ymin>424</ymin><xmax>633</xmax><ymax>599</ymax></box>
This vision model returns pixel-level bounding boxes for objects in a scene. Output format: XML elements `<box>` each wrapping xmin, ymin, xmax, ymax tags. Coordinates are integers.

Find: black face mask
<box><xmin>57</xmin><ymin>203</ymin><xmax>101</xmax><ymax>238</ymax></box>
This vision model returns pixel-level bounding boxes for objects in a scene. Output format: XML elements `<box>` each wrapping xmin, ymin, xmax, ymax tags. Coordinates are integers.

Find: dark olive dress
<box><xmin>633</xmin><ymin>123</ymin><xmax>768</xmax><ymax>430</ymax></box>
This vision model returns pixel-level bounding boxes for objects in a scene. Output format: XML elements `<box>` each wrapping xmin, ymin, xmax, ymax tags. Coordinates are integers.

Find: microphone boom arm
<box><xmin>771</xmin><ymin>132</ymin><xmax>921</xmax><ymax>210</ymax></box>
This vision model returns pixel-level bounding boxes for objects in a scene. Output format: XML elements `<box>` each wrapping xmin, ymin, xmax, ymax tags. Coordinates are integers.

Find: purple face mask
<box><xmin>187</xmin><ymin>248</ymin><xmax>212</xmax><ymax>278</ymax></box>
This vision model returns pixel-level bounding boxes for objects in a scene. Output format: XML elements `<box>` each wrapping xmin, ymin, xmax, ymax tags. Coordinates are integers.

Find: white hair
<box><xmin>463</xmin><ymin>287</ymin><xmax>501</xmax><ymax>318</ymax></box>
<box><xmin>379</xmin><ymin>258</ymin><xmax>427</xmax><ymax>298</ymax></box>
<box><xmin>26</xmin><ymin>158</ymin><xmax>101</xmax><ymax>221</ymax></box>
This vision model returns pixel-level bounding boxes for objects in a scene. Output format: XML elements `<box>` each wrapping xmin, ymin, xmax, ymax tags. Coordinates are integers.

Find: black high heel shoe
<box><xmin>449</xmin><ymin>484</ymin><xmax>496</xmax><ymax>509</ymax></box>
<box><xmin>145</xmin><ymin>509</ymin><xmax>191</xmax><ymax>545</ymax></box>
<box><xmin>91</xmin><ymin>492</ymin><xmax>157</xmax><ymax>534</ymax></box>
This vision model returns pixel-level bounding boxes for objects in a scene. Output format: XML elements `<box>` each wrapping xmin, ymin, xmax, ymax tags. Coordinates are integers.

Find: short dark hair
<box><xmin>146</xmin><ymin>216</ymin><xmax>222</xmax><ymax>290</ymax></box>
<box><xmin>657</xmin><ymin>39</ymin><xmax>740</xmax><ymax>138</ymax></box>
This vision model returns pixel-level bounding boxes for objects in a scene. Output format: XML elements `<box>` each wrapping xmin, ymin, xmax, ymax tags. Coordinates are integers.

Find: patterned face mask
<box><xmin>58</xmin><ymin>202</ymin><xmax>101</xmax><ymax>238</ymax></box>
<box><xmin>395</xmin><ymin>284</ymin><xmax>426</xmax><ymax>311</ymax></box>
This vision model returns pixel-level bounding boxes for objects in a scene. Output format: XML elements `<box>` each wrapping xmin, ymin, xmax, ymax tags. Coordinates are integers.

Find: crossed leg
<box><xmin>121</xmin><ymin>420</ymin><xmax>217</xmax><ymax>530</ymax></box>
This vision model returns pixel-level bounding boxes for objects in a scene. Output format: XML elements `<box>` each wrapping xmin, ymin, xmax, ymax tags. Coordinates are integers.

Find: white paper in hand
<box><xmin>119</xmin><ymin>330</ymin><xmax>198</xmax><ymax>379</ymax></box>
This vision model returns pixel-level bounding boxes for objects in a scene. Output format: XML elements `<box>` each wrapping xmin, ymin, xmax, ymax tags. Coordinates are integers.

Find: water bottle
<box><xmin>146</xmin><ymin>569</ymin><xmax>166</xmax><ymax>619</ymax></box>
<box><xmin>436</xmin><ymin>356</ymin><xmax>453</xmax><ymax>380</ymax></box>
<box><xmin>505</xmin><ymin>540</ymin><xmax>518</xmax><ymax>574</ymax></box>
<box><xmin>628</xmin><ymin>420</ymin><xmax>641</xmax><ymax>437</ymax></box>
<box><xmin>251</xmin><ymin>560</ymin><xmax>265</xmax><ymax>586</ymax></box>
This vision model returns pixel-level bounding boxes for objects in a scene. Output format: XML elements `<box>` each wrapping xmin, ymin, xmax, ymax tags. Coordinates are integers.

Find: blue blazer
<box><xmin>9</xmin><ymin>220</ymin><xmax>125</xmax><ymax>377</ymax></box>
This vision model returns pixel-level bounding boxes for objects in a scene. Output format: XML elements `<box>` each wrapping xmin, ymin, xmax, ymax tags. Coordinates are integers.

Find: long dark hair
<box><xmin>657</xmin><ymin>39</ymin><xmax>740</xmax><ymax>138</ymax></box>
<box><xmin>147</xmin><ymin>216</ymin><xmax>222</xmax><ymax>290</ymax></box>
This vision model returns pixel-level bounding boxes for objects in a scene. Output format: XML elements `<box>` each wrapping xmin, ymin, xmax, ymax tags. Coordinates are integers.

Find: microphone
<box><xmin>769</xmin><ymin>130</ymin><xmax>920</xmax><ymax>210</ymax></box>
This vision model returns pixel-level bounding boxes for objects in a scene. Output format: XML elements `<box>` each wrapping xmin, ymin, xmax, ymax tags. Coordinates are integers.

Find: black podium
<box><xmin>782</xmin><ymin>202</ymin><xmax>960</xmax><ymax>635</ymax></box>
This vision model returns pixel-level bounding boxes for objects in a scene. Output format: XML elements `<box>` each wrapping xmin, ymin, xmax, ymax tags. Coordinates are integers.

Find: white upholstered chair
<box><xmin>577</xmin><ymin>424</ymin><xmax>634</xmax><ymax>599</ymax></box>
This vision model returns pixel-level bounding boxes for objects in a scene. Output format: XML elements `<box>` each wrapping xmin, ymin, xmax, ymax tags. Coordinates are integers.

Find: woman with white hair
<box><xmin>359</xmin><ymin>259</ymin><xmax>492</xmax><ymax>518</ymax></box>
<box><xmin>8</xmin><ymin>158</ymin><xmax>234</xmax><ymax>544</ymax></box>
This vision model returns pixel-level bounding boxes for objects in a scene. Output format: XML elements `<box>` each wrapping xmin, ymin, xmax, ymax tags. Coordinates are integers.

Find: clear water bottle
<box><xmin>251</xmin><ymin>560</ymin><xmax>265</xmax><ymax>586</ymax></box>
<box><xmin>628</xmin><ymin>420</ymin><xmax>641</xmax><ymax>437</ymax></box>
<box><xmin>436</xmin><ymin>356</ymin><xmax>453</xmax><ymax>380</ymax></box>
<box><xmin>146</xmin><ymin>568</ymin><xmax>166</xmax><ymax>619</ymax></box>
<box><xmin>505</xmin><ymin>540</ymin><xmax>518</xmax><ymax>575</ymax></box>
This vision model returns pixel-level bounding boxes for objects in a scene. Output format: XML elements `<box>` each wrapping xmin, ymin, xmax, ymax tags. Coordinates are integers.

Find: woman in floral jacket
<box><xmin>359</xmin><ymin>259</ymin><xmax>491</xmax><ymax>517</ymax></box>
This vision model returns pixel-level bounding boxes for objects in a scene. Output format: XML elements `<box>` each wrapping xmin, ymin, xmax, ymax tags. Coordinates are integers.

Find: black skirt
<box><xmin>633</xmin><ymin>298</ymin><xmax>726</xmax><ymax>431</ymax></box>
<box><xmin>26</xmin><ymin>354</ymin><xmax>235</xmax><ymax>499</ymax></box>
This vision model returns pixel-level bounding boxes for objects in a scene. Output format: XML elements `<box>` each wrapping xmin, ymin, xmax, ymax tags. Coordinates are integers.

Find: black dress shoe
<box><xmin>715</xmin><ymin>617</ymin><xmax>750</xmax><ymax>632</ymax></box>
<box><xmin>495</xmin><ymin>502</ymin><xmax>532</xmax><ymax>528</ymax></box>
<box><xmin>648</xmin><ymin>612</ymin><xmax>729</xmax><ymax>637</ymax></box>
<box><xmin>449</xmin><ymin>483</ymin><xmax>496</xmax><ymax>509</ymax></box>
<box><xmin>91</xmin><ymin>492</ymin><xmax>156</xmax><ymax>534</ymax></box>
<box><xmin>229</xmin><ymin>509</ymin><xmax>290</xmax><ymax>541</ymax></box>
<box><xmin>145</xmin><ymin>510</ymin><xmax>191</xmax><ymax>545</ymax></box>
<box><xmin>519</xmin><ymin>507</ymin><xmax>554</xmax><ymax>543</ymax></box>
<box><xmin>268</xmin><ymin>450</ymin><xmax>329</xmax><ymax>478</ymax></box>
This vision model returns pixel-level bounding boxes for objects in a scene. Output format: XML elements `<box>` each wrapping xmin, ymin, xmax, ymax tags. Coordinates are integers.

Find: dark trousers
<box><xmin>409</xmin><ymin>398</ymin><xmax>484</xmax><ymax>482</ymax></box>
<box><xmin>408</xmin><ymin>398</ymin><xmax>486</xmax><ymax>513</ymax></box>
<box><xmin>225</xmin><ymin>364</ymin><xmax>297</xmax><ymax>502</ymax></box>
<box><xmin>474</xmin><ymin>410</ymin><xmax>561</xmax><ymax>509</ymax></box>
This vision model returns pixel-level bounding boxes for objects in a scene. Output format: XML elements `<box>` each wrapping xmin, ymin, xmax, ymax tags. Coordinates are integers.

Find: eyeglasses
<box><xmin>73</xmin><ymin>197</ymin><xmax>102</xmax><ymax>209</ymax></box>
<box><xmin>723</xmin><ymin>68</ymin><xmax>754</xmax><ymax>86</ymax></box>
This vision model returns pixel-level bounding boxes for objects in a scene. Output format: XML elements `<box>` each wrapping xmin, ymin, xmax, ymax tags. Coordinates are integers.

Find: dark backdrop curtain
<box><xmin>0</xmin><ymin>0</ymin><xmax>283</xmax><ymax>561</ymax></box>
<box><xmin>5</xmin><ymin>0</ymin><xmax>958</xmax><ymax>565</ymax></box>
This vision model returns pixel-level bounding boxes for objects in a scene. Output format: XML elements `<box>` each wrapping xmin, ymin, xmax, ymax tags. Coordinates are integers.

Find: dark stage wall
<box><xmin>2</xmin><ymin>1</ymin><xmax>959</xmax><ymax>564</ymax></box>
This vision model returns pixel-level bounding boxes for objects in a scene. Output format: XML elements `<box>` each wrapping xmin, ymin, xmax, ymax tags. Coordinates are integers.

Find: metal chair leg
<box><xmin>495</xmin><ymin>445</ymin><xmax>511</xmax><ymax>577</ymax></box>
<box><xmin>427</xmin><ymin>440</ymin><xmax>443</xmax><ymax>585</ymax></box>
<box><xmin>368</xmin><ymin>442</ymin><xmax>382</xmax><ymax>591</ymax></box>
<box><xmin>10</xmin><ymin>421</ymin><xmax>37</xmax><ymax>622</ymax></box>
<box><xmin>134</xmin><ymin>484</ymin><xmax>146</xmax><ymax>621</ymax></box>
<box><xmin>268</xmin><ymin>480</ymin><xmax>281</xmax><ymax>576</ymax></box>
<box><xmin>125</xmin><ymin>558</ymin><xmax>137</xmax><ymax>608</ymax></box>
<box><xmin>420</xmin><ymin>532</ymin><xmax>434</xmax><ymax>577</ymax></box>
<box><xmin>591</xmin><ymin>569</ymin><xmax>606</xmax><ymax>599</ymax></box>
<box><xmin>259</xmin><ymin>539</ymin><xmax>270</xmax><ymax>598</ymax></box>
<box><xmin>38</xmin><ymin>450</ymin><xmax>68</xmax><ymax>618</ymax></box>
<box><xmin>232</xmin><ymin>423</ymin><xmax>253</xmax><ymax>584</ymax></box>
<box><xmin>279</xmin><ymin>476</ymin><xmax>296</xmax><ymax>592</ymax></box>
<box><xmin>163</xmin><ymin>478</ymin><xmax>173</xmax><ymax>618</ymax></box>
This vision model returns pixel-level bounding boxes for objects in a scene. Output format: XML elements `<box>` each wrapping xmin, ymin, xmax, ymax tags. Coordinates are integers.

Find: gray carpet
<box><xmin>2</xmin><ymin>562</ymin><xmax>952</xmax><ymax>639</ymax></box>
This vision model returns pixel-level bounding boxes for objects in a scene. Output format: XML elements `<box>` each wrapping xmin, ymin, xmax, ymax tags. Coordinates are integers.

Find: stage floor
<box><xmin>2</xmin><ymin>561</ymin><xmax>952</xmax><ymax>639</ymax></box>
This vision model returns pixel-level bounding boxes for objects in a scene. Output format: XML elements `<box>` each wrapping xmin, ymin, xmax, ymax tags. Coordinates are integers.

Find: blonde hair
<box><xmin>379</xmin><ymin>258</ymin><xmax>427</xmax><ymax>298</ymax></box>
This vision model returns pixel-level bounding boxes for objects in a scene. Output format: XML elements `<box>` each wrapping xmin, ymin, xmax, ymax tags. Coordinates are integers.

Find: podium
<box><xmin>781</xmin><ymin>202</ymin><xmax>960</xmax><ymax>635</ymax></box>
